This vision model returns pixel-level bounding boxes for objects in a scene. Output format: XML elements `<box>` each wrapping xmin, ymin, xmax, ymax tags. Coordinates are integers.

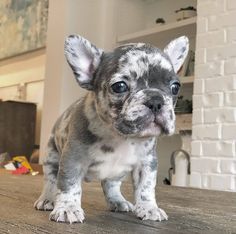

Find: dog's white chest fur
<box><xmin>87</xmin><ymin>140</ymin><xmax>139</xmax><ymax>180</ymax></box>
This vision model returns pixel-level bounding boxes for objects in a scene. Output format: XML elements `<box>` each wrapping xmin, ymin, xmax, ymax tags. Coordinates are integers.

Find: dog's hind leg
<box><xmin>34</xmin><ymin>136</ymin><xmax>59</xmax><ymax>211</ymax></box>
<box><xmin>101</xmin><ymin>179</ymin><xmax>133</xmax><ymax>212</ymax></box>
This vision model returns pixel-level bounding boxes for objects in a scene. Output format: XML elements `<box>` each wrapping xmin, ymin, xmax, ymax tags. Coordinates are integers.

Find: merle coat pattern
<box><xmin>34</xmin><ymin>35</ymin><xmax>189</xmax><ymax>223</ymax></box>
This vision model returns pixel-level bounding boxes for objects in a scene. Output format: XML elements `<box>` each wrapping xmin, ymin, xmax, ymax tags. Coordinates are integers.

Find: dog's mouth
<box><xmin>114</xmin><ymin>112</ymin><xmax>174</xmax><ymax>138</ymax></box>
<box><xmin>154</xmin><ymin>116</ymin><xmax>170</xmax><ymax>133</ymax></box>
<box><xmin>138</xmin><ymin>116</ymin><xmax>171</xmax><ymax>137</ymax></box>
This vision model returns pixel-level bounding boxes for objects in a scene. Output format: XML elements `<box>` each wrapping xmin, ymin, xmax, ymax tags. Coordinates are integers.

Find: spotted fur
<box><xmin>34</xmin><ymin>35</ymin><xmax>189</xmax><ymax>223</ymax></box>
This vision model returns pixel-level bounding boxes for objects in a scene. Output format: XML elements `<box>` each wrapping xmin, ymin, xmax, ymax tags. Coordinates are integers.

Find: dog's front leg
<box><xmin>101</xmin><ymin>179</ymin><xmax>133</xmax><ymax>212</ymax></box>
<box><xmin>132</xmin><ymin>143</ymin><xmax>168</xmax><ymax>221</ymax></box>
<box><xmin>49</xmin><ymin>142</ymin><xmax>87</xmax><ymax>224</ymax></box>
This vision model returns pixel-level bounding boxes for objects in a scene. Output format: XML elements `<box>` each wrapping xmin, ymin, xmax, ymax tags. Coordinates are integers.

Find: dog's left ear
<box><xmin>64</xmin><ymin>35</ymin><xmax>104</xmax><ymax>90</ymax></box>
<box><xmin>164</xmin><ymin>36</ymin><xmax>189</xmax><ymax>73</ymax></box>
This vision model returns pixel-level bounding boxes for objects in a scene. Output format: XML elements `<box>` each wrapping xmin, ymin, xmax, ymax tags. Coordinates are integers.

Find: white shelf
<box><xmin>180</xmin><ymin>76</ymin><xmax>194</xmax><ymax>84</ymax></box>
<box><xmin>117</xmin><ymin>17</ymin><xmax>196</xmax><ymax>46</ymax></box>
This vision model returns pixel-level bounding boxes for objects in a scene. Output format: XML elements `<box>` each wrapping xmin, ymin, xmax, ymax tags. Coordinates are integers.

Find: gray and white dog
<box><xmin>34</xmin><ymin>35</ymin><xmax>189</xmax><ymax>223</ymax></box>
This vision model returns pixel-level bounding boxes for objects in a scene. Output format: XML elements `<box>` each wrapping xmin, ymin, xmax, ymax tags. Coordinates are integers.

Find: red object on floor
<box><xmin>12</xmin><ymin>166</ymin><xmax>30</xmax><ymax>175</ymax></box>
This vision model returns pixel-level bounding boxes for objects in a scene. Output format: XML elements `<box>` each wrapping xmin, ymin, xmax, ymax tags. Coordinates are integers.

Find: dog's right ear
<box><xmin>164</xmin><ymin>36</ymin><xmax>189</xmax><ymax>73</ymax></box>
<box><xmin>64</xmin><ymin>35</ymin><xmax>104</xmax><ymax>90</ymax></box>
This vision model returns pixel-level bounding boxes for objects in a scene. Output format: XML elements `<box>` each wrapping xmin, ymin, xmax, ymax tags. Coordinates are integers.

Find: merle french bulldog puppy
<box><xmin>34</xmin><ymin>35</ymin><xmax>189</xmax><ymax>223</ymax></box>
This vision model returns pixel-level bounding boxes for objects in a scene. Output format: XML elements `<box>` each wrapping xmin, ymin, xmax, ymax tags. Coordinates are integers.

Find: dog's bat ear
<box><xmin>164</xmin><ymin>36</ymin><xmax>189</xmax><ymax>73</ymax></box>
<box><xmin>64</xmin><ymin>35</ymin><xmax>104</xmax><ymax>90</ymax></box>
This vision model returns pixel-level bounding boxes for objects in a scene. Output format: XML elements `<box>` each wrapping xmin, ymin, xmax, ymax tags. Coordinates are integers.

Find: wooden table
<box><xmin>0</xmin><ymin>171</ymin><xmax>236</xmax><ymax>234</ymax></box>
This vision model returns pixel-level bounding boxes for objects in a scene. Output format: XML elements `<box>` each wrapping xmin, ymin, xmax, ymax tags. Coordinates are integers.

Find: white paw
<box><xmin>49</xmin><ymin>204</ymin><xmax>85</xmax><ymax>224</ymax></box>
<box><xmin>134</xmin><ymin>203</ymin><xmax>168</xmax><ymax>221</ymax></box>
<box><xmin>34</xmin><ymin>197</ymin><xmax>54</xmax><ymax>211</ymax></box>
<box><xmin>109</xmin><ymin>200</ymin><xmax>134</xmax><ymax>212</ymax></box>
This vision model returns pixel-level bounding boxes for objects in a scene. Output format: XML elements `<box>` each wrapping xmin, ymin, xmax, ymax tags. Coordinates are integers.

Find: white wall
<box><xmin>0</xmin><ymin>49</ymin><xmax>45</xmax><ymax>86</ymax></box>
<box><xmin>0</xmin><ymin>85</ymin><xmax>18</xmax><ymax>100</ymax></box>
<box><xmin>26</xmin><ymin>81</ymin><xmax>44</xmax><ymax>144</ymax></box>
<box><xmin>39</xmin><ymin>0</ymin><xmax>118</xmax><ymax>162</ymax></box>
<box><xmin>191</xmin><ymin>0</ymin><xmax>236</xmax><ymax>191</ymax></box>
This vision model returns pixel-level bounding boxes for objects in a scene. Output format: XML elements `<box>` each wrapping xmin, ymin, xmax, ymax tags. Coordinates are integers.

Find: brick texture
<box><xmin>227</xmin><ymin>27</ymin><xmax>236</xmax><ymax>42</ymax></box>
<box><xmin>227</xmin><ymin>0</ymin><xmax>236</xmax><ymax>10</ymax></box>
<box><xmin>191</xmin><ymin>0</ymin><xmax>236</xmax><ymax>191</ymax></box>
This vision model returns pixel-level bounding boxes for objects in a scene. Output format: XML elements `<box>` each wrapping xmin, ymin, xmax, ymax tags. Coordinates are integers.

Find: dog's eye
<box><xmin>171</xmin><ymin>82</ymin><xmax>181</xmax><ymax>95</ymax></box>
<box><xmin>111</xmin><ymin>81</ymin><xmax>129</xmax><ymax>93</ymax></box>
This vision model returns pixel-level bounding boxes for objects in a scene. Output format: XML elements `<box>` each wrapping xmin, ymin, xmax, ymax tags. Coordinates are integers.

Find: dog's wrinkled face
<box><xmin>94</xmin><ymin>44</ymin><xmax>181</xmax><ymax>137</ymax></box>
<box><xmin>65</xmin><ymin>36</ymin><xmax>189</xmax><ymax>137</ymax></box>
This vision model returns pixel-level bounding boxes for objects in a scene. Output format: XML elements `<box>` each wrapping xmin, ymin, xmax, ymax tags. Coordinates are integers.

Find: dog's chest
<box><xmin>86</xmin><ymin>140</ymin><xmax>139</xmax><ymax>180</ymax></box>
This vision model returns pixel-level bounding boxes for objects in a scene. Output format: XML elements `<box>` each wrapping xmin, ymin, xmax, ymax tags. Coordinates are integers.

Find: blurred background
<box><xmin>0</xmin><ymin>0</ymin><xmax>235</xmax><ymax>192</ymax></box>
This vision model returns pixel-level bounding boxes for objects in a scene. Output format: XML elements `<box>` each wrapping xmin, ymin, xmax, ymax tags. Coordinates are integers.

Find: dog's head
<box><xmin>65</xmin><ymin>35</ymin><xmax>189</xmax><ymax>137</ymax></box>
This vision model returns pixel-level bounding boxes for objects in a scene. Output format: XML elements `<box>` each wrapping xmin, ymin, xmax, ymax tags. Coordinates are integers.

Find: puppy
<box><xmin>34</xmin><ymin>35</ymin><xmax>189</xmax><ymax>223</ymax></box>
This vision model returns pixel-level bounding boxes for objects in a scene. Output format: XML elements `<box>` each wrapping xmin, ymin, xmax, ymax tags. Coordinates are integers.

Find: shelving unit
<box><xmin>180</xmin><ymin>76</ymin><xmax>194</xmax><ymax>84</ymax></box>
<box><xmin>117</xmin><ymin>17</ymin><xmax>197</xmax><ymax>47</ymax></box>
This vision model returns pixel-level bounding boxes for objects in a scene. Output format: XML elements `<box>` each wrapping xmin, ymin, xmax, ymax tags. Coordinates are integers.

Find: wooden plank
<box><xmin>0</xmin><ymin>173</ymin><xmax>235</xmax><ymax>233</ymax></box>
<box><xmin>180</xmin><ymin>76</ymin><xmax>194</xmax><ymax>84</ymax></box>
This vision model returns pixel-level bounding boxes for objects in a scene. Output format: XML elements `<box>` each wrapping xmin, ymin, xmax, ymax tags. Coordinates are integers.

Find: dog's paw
<box><xmin>109</xmin><ymin>200</ymin><xmax>134</xmax><ymax>212</ymax></box>
<box><xmin>49</xmin><ymin>205</ymin><xmax>85</xmax><ymax>224</ymax></box>
<box><xmin>134</xmin><ymin>203</ymin><xmax>168</xmax><ymax>221</ymax></box>
<box><xmin>34</xmin><ymin>198</ymin><xmax>54</xmax><ymax>211</ymax></box>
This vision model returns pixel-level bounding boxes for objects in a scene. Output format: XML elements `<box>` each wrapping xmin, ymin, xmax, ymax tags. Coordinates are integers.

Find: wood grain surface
<box><xmin>0</xmin><ymin>171</ymin><xmax>235</xmax><ymax>234</ymax></box>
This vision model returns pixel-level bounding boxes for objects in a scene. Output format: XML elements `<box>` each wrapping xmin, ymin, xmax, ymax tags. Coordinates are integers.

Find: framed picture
<box><xmin>0</xmin><ymin>0</ymin><xmax>49</xmax><ymax>60</ymax></box>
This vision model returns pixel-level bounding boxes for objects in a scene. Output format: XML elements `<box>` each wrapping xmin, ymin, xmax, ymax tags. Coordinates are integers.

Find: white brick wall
<box><xmin>191</xmin><ymin>0</ymin><xmax>236</xmax><ymax>191</ymax></box>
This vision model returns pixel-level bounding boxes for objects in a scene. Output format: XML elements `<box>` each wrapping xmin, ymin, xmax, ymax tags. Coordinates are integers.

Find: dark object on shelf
<box><xmin>175</xmin><ymin>6</ymin><xmax>197</xmax><ymax>13</ymax></box>
<box><xmin>155</xmin><ymin>18</ymin><xmax>165</xmax><ymax>25</ymax></box>
<box><xmin>163</xmin><ymin>177</ymin><xmax>171</xmax><ymax>185</ymax></box>
<box><xmin>0</xmin><ymin>101</ymin><xmax>36</xmax><ymax>160</ymax></box>
<box><xmin>175</xmin><ymin>6</ymin><xmax>197</xmax><ymax>21</ymax></box>
<box><xmin>175</xmin><ymin>96</ymin><xmax>192</xmax><ymax>113</ymax></box>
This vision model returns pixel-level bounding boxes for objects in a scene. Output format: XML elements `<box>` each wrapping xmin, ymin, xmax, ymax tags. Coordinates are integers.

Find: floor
<box><xmin>0</xmin><ymin>171</ymin><xmax>236</xmax><ymax>234</ymax></box>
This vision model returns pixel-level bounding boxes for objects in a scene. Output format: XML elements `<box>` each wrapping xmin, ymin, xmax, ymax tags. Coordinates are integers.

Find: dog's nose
<box><xmin>144</xmin><ymin>96</ymin><xmax>164</xmax><ymax>113</ymax></box>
